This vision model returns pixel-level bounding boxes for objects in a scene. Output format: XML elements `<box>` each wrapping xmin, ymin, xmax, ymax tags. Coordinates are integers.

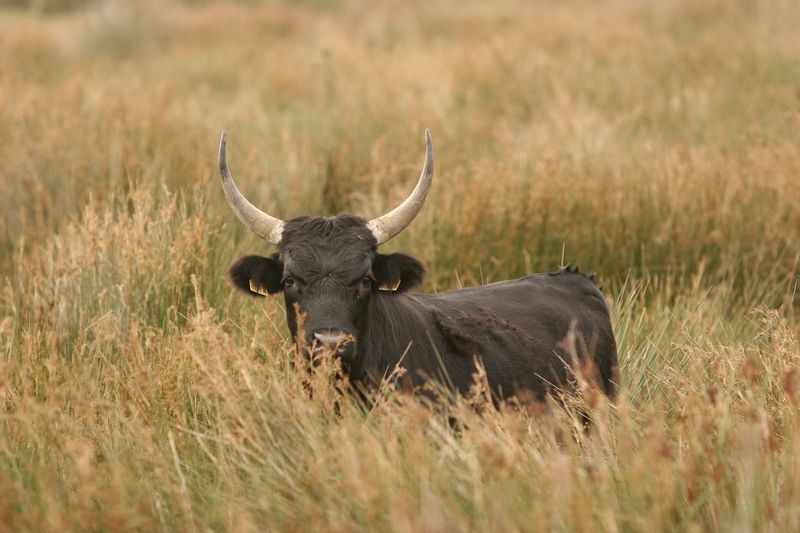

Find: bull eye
<box><xmin>355</xmin><ymin>276</ymin><xmax>373</xmax><ymax>300</ymax></box>
<box><xmin>283</xmin><ymin>277</ymin><xmax>295</xmax><ymax>289</ymax></box>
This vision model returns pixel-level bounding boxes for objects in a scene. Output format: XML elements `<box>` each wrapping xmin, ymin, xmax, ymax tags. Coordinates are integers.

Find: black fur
<box><xmin>356</xmin><ymin>270</ymin><xmax>618</xmax><ymax>400</ymax></box>
<box><xmin>228</xmin><ymin>213</ymin><xmax>619</xmax><ymax>402</ymax></box>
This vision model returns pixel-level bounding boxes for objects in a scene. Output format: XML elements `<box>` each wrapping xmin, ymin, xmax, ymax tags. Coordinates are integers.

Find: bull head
<box><xmin>222</xmin><ymin>130</ymin><xmax>433</xmax><ymax>365</ymax></box>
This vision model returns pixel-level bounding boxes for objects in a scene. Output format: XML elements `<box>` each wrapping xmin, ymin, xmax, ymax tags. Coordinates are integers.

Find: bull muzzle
<box><xmin>304</xmin><ymin>329</ymin><xmax>356</xmax><ymax>363</ymax></box>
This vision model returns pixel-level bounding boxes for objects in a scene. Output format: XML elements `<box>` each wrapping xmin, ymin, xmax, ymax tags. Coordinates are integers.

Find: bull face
<box><xmin>219</xmin><ymin>130</ymin><xmax>432</xmax><ymax>366</ymax></box>
<box><xmin>228</xmin><ymin>215</ymin><xmax>424</xmax><ymax>364</ymax></box>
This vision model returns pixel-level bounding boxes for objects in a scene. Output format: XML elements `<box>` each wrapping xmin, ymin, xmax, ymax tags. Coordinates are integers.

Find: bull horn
<box><xmin>218</xmin><ymin>131</ymin><xmax>285</xmax><ymax>244</ymax></box>
<box><xmin>367</xmin><ymin>129</ymin><xmax>434</xmax><ymax>245</ymax></box>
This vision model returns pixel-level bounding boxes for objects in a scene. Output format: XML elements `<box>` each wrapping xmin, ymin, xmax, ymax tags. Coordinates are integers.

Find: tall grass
<box><xmin>1</xmin><ymin>0</ymin><xmax>799</xmax><ymax>530</ymax></box>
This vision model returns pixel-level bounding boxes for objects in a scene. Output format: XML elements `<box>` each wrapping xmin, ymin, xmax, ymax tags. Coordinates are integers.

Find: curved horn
<box><xmin>367</xmin><ymin>129</ymin><xmax>434</xmax><ymax>245</ymax></box>
<box><xmin>218</xmin><ymin>131</ymin><xmax>285</xmax><ymax>244</ymax></box>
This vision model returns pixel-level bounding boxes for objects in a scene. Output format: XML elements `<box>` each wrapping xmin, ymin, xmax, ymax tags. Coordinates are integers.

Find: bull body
<box><xmin>350</xmin><ymin>267</ymin><xmax>617</xmax><ymax>399</ymax></box>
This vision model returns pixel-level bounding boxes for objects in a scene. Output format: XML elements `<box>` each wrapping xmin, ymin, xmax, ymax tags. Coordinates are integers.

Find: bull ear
<box><xmin>228</xmin><ymin>254</ymin><xmax>283</xmax><ymax>297</ymax></box>
<box><xmin>372</xmin><ymin>253</ymin><xmax>425</xmax><ymax>293</ymax></box>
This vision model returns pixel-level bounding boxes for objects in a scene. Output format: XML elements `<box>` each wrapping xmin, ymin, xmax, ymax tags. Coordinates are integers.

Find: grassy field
<box><xmin>1</xmin><ymin>0</ymin><xmax>799</xmax><ymax>530</ymax></box>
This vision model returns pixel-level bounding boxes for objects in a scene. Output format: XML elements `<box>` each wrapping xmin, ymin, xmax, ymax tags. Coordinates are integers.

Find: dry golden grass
<box><xmin>1</xmin><ymin>0</ymin><xmax>799</xmax><ymax>530</ymax></box>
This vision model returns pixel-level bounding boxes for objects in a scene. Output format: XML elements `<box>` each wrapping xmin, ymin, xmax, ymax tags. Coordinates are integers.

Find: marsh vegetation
<box><xmin>1</xmin><ymin>0</ymin><xmax>799</xmax><ymax>530</ymax></box>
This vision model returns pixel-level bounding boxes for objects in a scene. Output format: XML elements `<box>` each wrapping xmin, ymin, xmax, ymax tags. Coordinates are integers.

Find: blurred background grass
<box><xmin>1</xmin><ymin>0</ymin><xmax>799</xmax><ymax>530</ymax></box>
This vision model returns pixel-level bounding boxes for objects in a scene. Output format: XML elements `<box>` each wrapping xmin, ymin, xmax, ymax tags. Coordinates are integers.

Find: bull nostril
<box><xmin>304</xmin><ymin>332</ymin><xmax>317</xmax><ymax>347</ymax></box>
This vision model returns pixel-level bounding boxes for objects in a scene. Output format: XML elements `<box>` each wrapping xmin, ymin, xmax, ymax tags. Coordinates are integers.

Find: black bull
<box><xmin>222</xmin><ymin>132</ymin><xmax>619</xmax><ymax>402</ymax></box>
